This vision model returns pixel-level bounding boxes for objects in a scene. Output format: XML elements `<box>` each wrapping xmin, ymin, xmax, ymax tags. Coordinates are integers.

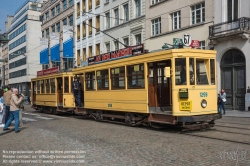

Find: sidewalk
<box><xmin>223</xmin><ymin>110</ymin><xmax>250</xmax><ymax>118</ymax></box>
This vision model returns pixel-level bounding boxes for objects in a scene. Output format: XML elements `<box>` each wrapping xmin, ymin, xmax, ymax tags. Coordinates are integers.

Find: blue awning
<box><xmin>40</xmin><ymin>48</ymin><xmax>49</xmax><ymax>64</ymax></box>
<box><xmin>50</xmin><ymin>44</ymin><xmax>60</xmax><ymax>61</ymax></box>
<box><xmin>63</xmin><ymin>38</ymin><xmax>73</xmax><ymax>58</ymax></box>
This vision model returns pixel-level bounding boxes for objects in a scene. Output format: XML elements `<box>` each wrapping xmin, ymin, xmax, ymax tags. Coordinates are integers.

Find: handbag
<box><xmin>222</xmin><ymin>98</ymin><xmax>226</xmax><ymax>102</ymax></box>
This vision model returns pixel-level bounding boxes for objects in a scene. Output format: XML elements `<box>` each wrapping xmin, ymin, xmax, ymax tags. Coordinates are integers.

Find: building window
<box><xmin>69</xmin><ymin>15</ymin><xmax>73</xmax><ymax>26</ymax></box>
<box><xmin>77</xmin><ymin>25</ymin><xmax>80</xmax><ymax>40</ymax></box>
<box><xmin>97</xmin><ymin>70</ymin><xmax>109</xmax><ymax>90</ymax></box>
<box><xmin>172</xmin><ymin>11</ymin><xmax>181</xmax><ymax>30</ymax></box>
<box><xmin>89</xmin><ymin>46</ymin><xmax>92</xmax><ymax>57</ymax></box>
<box><xmin>151</xmin><ymin>0</ymin><xmax>162</xmax><ymax>5</ymax></box>
<box><xmin>135</xmin><ymin>0</ymin><xmax>141</xmax><ymax>18</ymax></box>
<box><xmin>111</xmin><ymin>67</ymin><xmax>125</xmax><ymax>89</ymax></box>
<box><xmin>85</xmin><ymin>72</ymin><xmax>96</xmax><ymax>90</ymax></box>
<box><xmin>46</xmin><ymin>12</ymin><xmax>49</xmax><ymax>21</ymax></box>
<box><xmin>56</xmin><ymin>22</ymin><xmax>60</xmax><ymax>32</ymax></box>
<box><xmin>82</xmin><ymin>48</ymin><xmax>86</xmax><ymax>61</ymax></box>
<box><xmin>191</xmin><ymin>2</ymin><xmax>205</xmax><ymax>24</ymax></box>
<box><xmin>228</xmin><ymin>0</ymin><xmax>238</xmax><ymax>21</ymax></box>
<box><xmin>96</xmin><ymin>0</ymin><xmax>100</xmax><ymax>6</ymax></box>
<box><xmin>114</xmin><ymin>8</ymin><xmax>119</xmax><ymax>26</ymax></box>
<box><xmin>152</xmin><ymin>18</ymin><xmax>161</xmax><ymax>36</ymax></box>
<box><xmin>56</xmin><ymin>4</ymin><xmax>60</xmax><ymax>14</ymax></box>
<box><xmin>123</xmin><ymin>4</ymin><xmax>129</xmax><ymax>22</ymax></box>
<box><xmin>106</xmin><ymin>42</ymin><xmax>110</xmax><ymax>52</ymax></box>
<box><xmin>82</xmin><ymin>0</ymin><xmax>86</xmax><ymax>12</ymax></box>
<box><xmin>46</xmin><ymin>28</ymin><xmax>49</xmax><ymax>37</ymax></box>
<box><xmin>123</xmin><ymin>37</ymin><xmax>129</xmax><ymax>47</ymax></box>
<box><xmin>82</xmin><ymin>23</ymin><xmax>86</xmax><ymax>38</ymax></box>
<box><xmin>127</xmin><ymin>64</ymin><xmax>145</xmax><ymax>88</ymax></box>
<box><xmin>105</xmin><ymin>12</ymin><xmax>110</xmax><ymax>29</ymax></box>
<box><xmin>96</xmin><ymin>43</ymin><xmax>100</xmax><ymax>55</ymax></box>
<box><xmin>200</xmin><ymin>41</ymin><xmax>205</xmax><ymax>49</ymax></box>
<box><xmin>88</xmin><ymin>0</ymin><xmax>92</xmax><ymax>10</ymax></box>
<box><xmin>63</xmin><ymin>18</ymin><xmax>67</xmax><ymax>25</ymax></box>
<box><xmin>114</xmin><ymin>41</ymin><xmax>119</xmax><ymax>50</ymax></box>
<box><xmin>135</xmin><ymin>34</ymin><xmax>141</xmax><ymax>44</ymax></box>
<box><xmin>68</xmin><ymin>0</ymin><xmax>73</xmax><ymax>6</ymax></box>
<box><xmin>42</xmin><ymin>31</ymin><xmax>44</xmax><ymax>38</ymax></box>
<box><xmin>51</xmin><ymin>25</ymin><xmax>55</xmax><ymax>32</ymax></box>
<box><xmin>77</xmin><ymin>2</ymin><xmax>80</xmax><ymax>17</ymax></box>
<box><xmin>63</xmin><ymin>0</ymin><xmax>67</xmax><ymax>10</ymax></box>
<box><xmin>96</xmin><ymin>15</ymin><xmax>100</xmax><ymax>33</ymax></box>
<box><xmin>51</xmin><ymin>8</ymin><xmax>55</xmax><ymax>17</ymax></box>
<box><xmin>88</xmin><ymin>19</ymin><xmax>92</xmax><ymax>35</ymax></box>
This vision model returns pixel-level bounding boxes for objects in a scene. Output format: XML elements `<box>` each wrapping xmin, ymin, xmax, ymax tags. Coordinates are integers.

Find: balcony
<box><xmin>209</xmin><ymin>17</ymin><xmax>250</xmax><ymax>42</ymax></box>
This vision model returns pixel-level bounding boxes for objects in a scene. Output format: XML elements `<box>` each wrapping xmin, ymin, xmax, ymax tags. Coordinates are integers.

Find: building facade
<box><xmin>0</xmin><ymin>16</ymin><xmax>14</xmax><ymax>87</ymax></box>
<box><xmin>41</xmin><ymin>0</ymin><xmax>74</xmax><ymax>70</ymax></box>
<box><xmin>75</xmin><ymin>0</ymin><xmax>102</xmax><ymax>66</ymax></box>
<box><xmin>145</xmin><ymin>0</ymin><xmax>214</xmax><ymax>51</ymax></box>
<box><xmin>8</xmin><ymin>0</ymin><xmax>43</xmax><ymax>95</ymax></box>
<box><xmin>209</xmin><ymin>0</ymin><xmax>250</xmax><ymax>110</ymax></box>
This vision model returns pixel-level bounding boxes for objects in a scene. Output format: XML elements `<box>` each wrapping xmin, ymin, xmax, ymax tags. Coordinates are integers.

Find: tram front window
<box><xmin>175</xmin><ymin>58</ymin><xmax>186</xmax><ymax>85</ymax></box>
<box><xmin>196</xmin><ymin>59</ymin><xmax>209</xmax><ymax>85</ymax></box>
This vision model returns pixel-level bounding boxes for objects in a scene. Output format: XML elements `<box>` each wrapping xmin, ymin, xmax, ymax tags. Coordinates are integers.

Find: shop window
<box><xmin>97</xmin><ymin>70</ymin><xmax>109</xmax><ymax>90</ymax></box>
<box><xmin>111</xmin><ymin>67</ymin><xmax>125</xmax><ymax>89</ymax></box>
<box><xmin>86</xmin><ymin>72</ymin><xmax>96</xmax><ymax>90</ymax></box>
<box><xmin>127</xmin><ymin>64</ymin><xmax>144</xmax><ymax>88</ymax></box>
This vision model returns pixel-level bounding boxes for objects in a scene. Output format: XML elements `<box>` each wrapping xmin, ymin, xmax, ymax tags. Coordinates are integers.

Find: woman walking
<box><xmin>0</xmin><ymin>89</ymin><xmax>5</xmax><ymax>127</ymax></box>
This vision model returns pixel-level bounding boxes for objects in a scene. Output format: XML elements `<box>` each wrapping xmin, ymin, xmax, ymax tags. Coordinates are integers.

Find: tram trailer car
<box><xmin>31</xmin><ymin>48</ymin><xmax>222</xmax><ymax>130</ymax></box>
<box><xmin>31</xmin><ymin>72</ymin><xmax>75</xmax><ymax>114</ymax></box>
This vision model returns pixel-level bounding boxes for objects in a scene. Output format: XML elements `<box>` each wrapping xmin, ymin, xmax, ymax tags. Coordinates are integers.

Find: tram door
<box><xmin>148</xmin><ymin>60</ymin><xmax>172</xmax><ymax>110</ymax></box>
<box><xmin>57</xmin><ymin>77</ymin><xmax>63</xmax><ymax>106</ymax></box>
<box><xmin>32</xmin><ymin>81</ymin><xmax>36</xmax><ymax>104</ymax></box>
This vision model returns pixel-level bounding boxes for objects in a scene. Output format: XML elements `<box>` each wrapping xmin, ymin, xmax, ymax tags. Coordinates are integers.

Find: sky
<box><xmin>0</xmin><ymin>0</ymin><xmax>27</xmax><ymax>33</ymax></box>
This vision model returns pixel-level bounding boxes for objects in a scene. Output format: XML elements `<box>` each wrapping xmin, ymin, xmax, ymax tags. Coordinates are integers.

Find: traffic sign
<box><xmin>182</xmin><ymin>33</ymin><xmax>192</xmax><ymax>46</ymax></box>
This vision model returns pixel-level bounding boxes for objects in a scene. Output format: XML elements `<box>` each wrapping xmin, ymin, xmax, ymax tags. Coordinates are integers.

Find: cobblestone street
<box><xmin>0</xmin><ymin>106</ymin><xmax>249</xmax><ymax>166</ymax></box>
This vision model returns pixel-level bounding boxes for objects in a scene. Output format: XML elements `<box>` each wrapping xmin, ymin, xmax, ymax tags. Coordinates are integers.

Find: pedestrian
<box><xmin>19</xmin><ymin>94</ymin><xmax>25</xmax><ymax>127</ymax></box>
<box><xmin>0</xmin><ymin>89</ymin><xmax>6</xmax><ymax>127</ymax></box>
<box><xmin>3</xmin><ymin>88</ymin><xmax>24</xmax><ymax>133</ymax></box>
<box><xmin>72</xmin><ymin>75</ymin><xmax>82</xmax><ymax>107</ymax></box>
<box><xmin>217</xmin><ymin>93</ymin><xmax>223</xmax><ymax>114</ymax></box>
<box><xmin>3</xmin><ymin>86</ymin><xmax>12</xmax><ymax>125</ymax></box>
<box><xmin>220</xmin><ymin>89</ymin><xmax>227</xmax><ymax>115</ymax></box>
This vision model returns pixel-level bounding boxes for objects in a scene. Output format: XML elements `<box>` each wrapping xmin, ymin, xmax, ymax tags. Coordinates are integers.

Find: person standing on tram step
<box><xmin>72</xmin><ymin>75</ymin><xmax>82</xmax><ymax>107</ymax></box>
<box><xmin>217</xmin><ymin>94</ymin><xmax>223</xmax><ymax>114</ymax></box>
<box><xmin>180</xmin><ymin>65</ymin><xmax>186</xmax><ymax>84</ymax></box>
<box><xmin>3</xmin><ymin>88</ymin><xmax>24</xmax><ymax>133</ymax></box>
<box><xmin>220</xmin><ymin>89</ymin><xmax>227</xmax><ymax>115</ymax></box>
<box><xmin>3</xmin><ymin>86</ymin><xmax>12</xmax><ymax>125</ymax></box>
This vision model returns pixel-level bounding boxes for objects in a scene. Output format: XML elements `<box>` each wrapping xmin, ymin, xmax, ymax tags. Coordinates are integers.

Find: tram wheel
<box><xmin>53</xmin><ymin>108</ymin><xmax>59</xmax><ymax>115</ymax></box>
<box><xmin>125</xmin><ymin>113</ymin><xmax>135</xmax><ymax>126</ymax></box>
<box><xmin>96</xmin><ymin>111</ymin><xmax>103</xmax><ymax>121</ymax></box>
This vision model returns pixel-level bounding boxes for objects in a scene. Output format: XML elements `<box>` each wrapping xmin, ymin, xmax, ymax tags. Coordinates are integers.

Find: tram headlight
<box><xmin>201</xmin><ymin>99</ymin><xmax>207</xmax><ymax>108</ymax></box>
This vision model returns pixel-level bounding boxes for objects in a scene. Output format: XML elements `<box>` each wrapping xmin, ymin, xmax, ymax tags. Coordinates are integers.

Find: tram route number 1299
<box><xmin>200</xmin><ymin>92</ymin><xmax>208</xmax><ymax>97</ymax></box>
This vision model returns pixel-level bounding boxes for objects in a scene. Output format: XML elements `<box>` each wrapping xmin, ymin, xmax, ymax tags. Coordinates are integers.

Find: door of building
<box><xmin>221</xmin><ymin>49</ymin><xmax>246</xmax><ymax>110</ymax></box>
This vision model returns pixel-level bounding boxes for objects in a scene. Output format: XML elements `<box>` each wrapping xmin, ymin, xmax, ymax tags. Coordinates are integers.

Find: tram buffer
<box><xmin>72</xmin><ymin>76</ymin><xmax>82</xmax><ymax>107</ymax></box>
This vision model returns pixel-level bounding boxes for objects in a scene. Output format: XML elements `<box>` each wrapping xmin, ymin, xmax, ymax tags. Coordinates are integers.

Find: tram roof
<box><xmin>72</xmin><ymin>48</ymin><xmax>216</xmax><ymax>74</ymax></box>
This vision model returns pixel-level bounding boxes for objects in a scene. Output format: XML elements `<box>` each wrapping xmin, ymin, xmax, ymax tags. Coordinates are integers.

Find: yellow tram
<box><xmin>31</xmin><ymin>47</ymin><xmax>221</xmax><ymax>129</ymax></box>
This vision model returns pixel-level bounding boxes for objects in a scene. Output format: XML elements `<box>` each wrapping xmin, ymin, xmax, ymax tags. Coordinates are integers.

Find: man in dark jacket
<box><xmin>218</xmin><ymin>94</ymin><xmax>222</xmax><ymax>114</ymax></box>
<box><xmin>72</xmin><ymin>76</ymin><xmax>82</xmax><ymax>107</ymax></box>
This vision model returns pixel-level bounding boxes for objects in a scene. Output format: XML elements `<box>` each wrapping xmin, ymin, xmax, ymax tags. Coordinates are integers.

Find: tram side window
<box><xmin>64</xmin><ymin>77</ymin><xmax>69</xmax><ymax>93</ymax></box>
<box><xmin>86</xmin><ymin>72</ymin><xmax>96</xmax><ymax>90</ymax></box>
<box><xmin>127</xmin><ymin>64</ymin><xmax>145</xmax><ymax>89</ymax></box>
<box><xmin>196</xmin><ymin>59</ymin><xmax>209</xmax><ymax>85</ymax></box>
<box><xmin>111</xmin><ymin>67</ymin><xmax>125</xmax><ymax>89</ymax></box>
<box><xmin>37</xmin><ymin>81</ymin><xmax>40</xmax><ymax>94</ymax></box>
<box><xmin>189</xmin><ymin>58</ymin><xmax>195</xmax><ymax>85</ymax></box>
<box><xmin>46</xmin><ymin>79</ymin><xmax>50</xmax><ymax>93</ymax></box>
<box><xmin>41</xmin><ymin>80</ymin><xmax>45</xmax><ymax>93</ymax></box>
<box><xmin>50</xmin><ymin>78</ymin><xmax>55</xmax><ymax>93</ymax></box>
<box><xmin>210</xmin><ymin>59</ymin><xmax>215</xmax><ymax>85</ymax></box>
<box><xmin>97</xmin><ymin>70</ymin><xmax>109</xmax><ymax>90</ymax></box>
<box><xmin>175</xmin><ymin>58</ymin><xmax>186</xmax><ymax>85</ymax></box>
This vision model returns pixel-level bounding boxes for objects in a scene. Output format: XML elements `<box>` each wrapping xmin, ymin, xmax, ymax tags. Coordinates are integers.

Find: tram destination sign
<box><xmin>88</xmin><ymin>44</ymin><xmax>144</xmax><ymax>65</ymax></box>
<box><xmin>37</xmin><ymin>66</ymin><xmax>59</xmax><ymax>76</ymax></box>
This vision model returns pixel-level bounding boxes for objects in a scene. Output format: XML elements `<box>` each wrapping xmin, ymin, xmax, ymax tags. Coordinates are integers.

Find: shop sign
<box><xmin>37</xmin><ymin>67</ymin><xmax>59</xmax><ymax>76</ymax></box>
<box><xmin>190</xmin><ymin>40</ymin><xmax>200</xmax><ymax>48</ymax></box>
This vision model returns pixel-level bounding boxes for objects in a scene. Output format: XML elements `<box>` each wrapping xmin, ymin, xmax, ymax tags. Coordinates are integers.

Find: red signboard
<box><xmin>88</xmin><ymin>44</ymin><xmax>144</xmax><ymax>65</ymax></box>
<box><xmin>37</xmin><ymin>67</ymin><xmax>59</xmax><ymax>76</ymax></box>
<box><xmin>190</xmin><ymin>40</ymin><xmax>200</xmax><ymax>48</ymax></box>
